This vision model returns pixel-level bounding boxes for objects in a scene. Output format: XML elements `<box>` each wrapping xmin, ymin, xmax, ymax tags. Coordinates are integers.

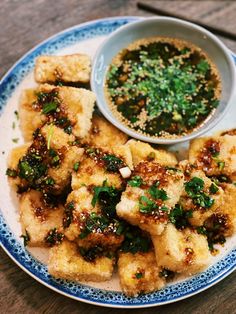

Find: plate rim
<box><xmin>0</xmin><ymin>15</ymin><xmax>235</xmax><ymax>308</ymax></box>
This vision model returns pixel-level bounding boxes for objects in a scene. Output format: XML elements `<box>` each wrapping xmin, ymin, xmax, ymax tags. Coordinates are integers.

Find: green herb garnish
<box><xmin>185</xmin><ymin>177</ymin><xmax>214</xmax><ymax>208</ymax></box>
<box><xmin>185</xmin><ymin>177</ymin><xmax>204</xmax><ymax>197</ymax></box>
<box><xmin>135</xmin><ymin>272</ymin><xmax>143</xmax><ymax>279</ymax></box>
<box><xmin>42</xmin><ymin>102</ymin><xmax>58</xmax><ymax>114</ymax></box>
<box><xmin>79</xmin><ymin>213</ymin><xmax>110</xmax><ymax>239</ymax></box>
<box><xmin>92</xmin><ymin>181</ymin><xmax>122</xmax><ymax>218</ymax></box>
<box><xmin>139</xmin><ymin>195</ymin><xmax>157</xmax><ymax>214</ymax></box>
<box><xmin>12</xmin><ymin>138</ymin><xmax>19</xmax><ymax>143</ymax></box>
<box><xmin>148</xmin><ymin>184</ymin><xmax>168</xmax><ymax>201</ymax></box>
<box><xmin>107</xmin><ymin>42</ymin><xmax>219</xmax><ymax>136</ymax></box>
<box><xmin>63</xmin><ymin>201</ymin><xmax>75</xmax><ymax>228</ymax></box>
<box><xmin>169</xmin><ymin>204</ymin><xmax>192</xmax><ymax>229</ymax></box>
<box><xmin>45</xmin><ymin>228</ymin><xmax>64</xmax><ymax>246</ymax></box>
<box><xmin>209</xmin><ymin>182</ymin><xmax>219</xmax><ymax>194</ymax></box>
<box><xmin>73</xmin><ymin>162</ymin><xmax>80</xmax><ymax>172</ymax></box>
<box><xmin>121</xmin><ymin>226</ymin><xmax>151</xmax><ymax>254</ymax></box>
<box><xmin>21</xmin><ymin>230</ymin><xmax>30</xmax><ymax>246</ymax></box>
<box><xmin>128</xmin><ymin>176</ymin><xmax>143</xmax><ymax>187</ymax></box>
<box><xmin>6</xmin><ymin>168</ymin><xmax>17</xmax><ymax>178</ymax></box>
<box><xmin>92</xmin><ymin>181</ymin><xmax>118</xmax><ymax>207</ymax></box>
<box><xmin>102</xmin><ymin>154</ymin><xmax>124</xmax><ymax>172</ymax></box>
<box><xmin>217</xmin><ymin>161</ymin><xmax>225</xmax><ymax>171</ymax></box>
<box><xmin>45</xmin><ymin>177</ymin><xmax>55</xmax><ymax>186</ymax></box>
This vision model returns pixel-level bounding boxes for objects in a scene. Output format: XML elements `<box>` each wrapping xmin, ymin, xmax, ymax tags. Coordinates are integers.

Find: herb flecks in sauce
<box><xmin>185</xmin><ymin>177</ymin><xmax>214</xmax><ymax>209</ymax></box>
<box><xmin>106</xmin><ymin>38</ymin><xmax>221</xmax><ymax>138</ymax></box>
<box><xmin>197</xmin><ymin>213</ymin><xmax>228</xmax><ymax>251</ymax></box>
<box><xmin>33</xmin><ymin>89</ymin><xmax>73</xmax><ymax>135</ymax></box>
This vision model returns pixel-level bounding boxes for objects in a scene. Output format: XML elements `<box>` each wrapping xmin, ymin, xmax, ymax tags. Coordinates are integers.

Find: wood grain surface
<box><xmin>0</xmin><ymin>1</ymin><xmax>236</xmax><ymax>313</ymax></box>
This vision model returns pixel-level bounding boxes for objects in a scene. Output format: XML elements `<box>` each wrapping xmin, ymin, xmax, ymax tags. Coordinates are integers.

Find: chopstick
<box><xmin>137</xmin><ymin>2</ymin><xmax>236</xmax><ymax>41</ymax></box>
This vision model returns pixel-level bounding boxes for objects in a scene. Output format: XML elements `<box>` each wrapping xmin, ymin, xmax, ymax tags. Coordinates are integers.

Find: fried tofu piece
<box><xmin>35</xmin><ymin>54</ymin><xmax>91</xmax><ymax>84</ymax></box>
<box><xmin>152</xmin><ymin>224</ymin><xmax>211</xmax><ymax>275</ymax></box>
<box><xmin>72</xmin><ymin>145</ymin><xmax>133</xmax><ymax>190</ymax></box>
<box><xmin>48</xmin><ymin>240</ymin><xmax>114</xmax><ymax>282</ymax></box>
<box><xmin>8</xmin><ymin>125</ymin><xmax>84</xmax><ymax>195</ymax></box>
<box><xmin>118</xmin><ymin>251</ymin><xmax>165</xmax><ymax>296</ymax></box>
<box><xmin>48</xmin><ymin>146</ymin><xmax>83</xmax><ymax>193</ymax></box>
<box><xmin>214</xmin><ymin>183</ymin><xmax>236</xmax><ymax>237</ymax></box>
<box><xmin>20</xmin><ymin>190</ymin><xmax>64</xmax><ymax>247</ymax></box>
<box><xmin>19</xmin><ymin>84</ymin><xmax>96</xmax><ymax>141</ymax></box>
<box><xmin>180</xmin><ymin>169</ymin><xmax>224</xmax><ymax>227</ymax></box>
<box><xmin>83</xmin><ymin>114</ymin><xmax>128</xmax><ymax>149</ymax></box>
<box><xmin>63</xmin><ymin>187</ymin><xmax>100</xmax><ymax>241</ymax></box>
<box><xmin>64</xmin><ymin>187</ymin><xmax>124</xmax><ymax>249</ymax></box>
<box><xmin>72</xmin><ymin>157</ymin><xmax>123</xmax><ymax>190</ymax></box>
<box><xmin>127</xmin><ymin>139</ymin><xmax>177</xmax><ymax>167</ymax></box>
<box><xmin>189</xmin><ymin>135</ymin><xmax>236</xmax><ymax>178</ymax></box>
<box><xmin>56</xmin><ymin>85</ymin><xmax>95</xmax><ymax>138</ymax></box>
<box><xmin>116</xmin><ymin>162</ymin><xmax>184</xmax><ymax>235</ymax></box>
<box><xmin>40</xmin><ymin>125</ymin><xmax>84</xmax><ymax>194</ymax></box>
<box><xmin>40</xmin><ymin>123</ymin><xmax>75</xmax><ymax>149</ymax></box>
<box><xmin>7</xmin><ymin>143</ymin><xmax>30</xmax><ymax>191</ymax></box>
<box><xmin>19</xmin><ymin>89</ymin><xmax>46</xmax><ymax>141</ymax></box>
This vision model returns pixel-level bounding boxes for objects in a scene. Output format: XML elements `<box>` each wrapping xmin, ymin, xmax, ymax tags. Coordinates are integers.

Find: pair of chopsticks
<box><xmin>137</xmin><ymin>2</ymin><xmax>236</xmax><ymax>41</ymax></box>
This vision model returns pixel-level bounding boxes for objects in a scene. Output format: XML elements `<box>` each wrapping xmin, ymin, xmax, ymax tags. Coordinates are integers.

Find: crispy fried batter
<box><xmin>83</xmin><ymin>114</ymin><xmax>128</xmax><ymax>149</ymax></box>
<box><xmin>35</xmin><ymin>54</ymin><xmax>91</xmax><ymax>84</ymax></box>
<box><xmin>152</xmin><ymin>224</ymin><xmax>211</xmax><ymax>275</ymax></box>
<box><xmin>127</xmin><ymin>139</ymin><xmax>177</xmax><ymax>167</ymax></box>
<box><xmin>116</xmin><ymin>162</ymin><xmax>184</xmax><ymax>235</ymax></box>
<box><xmin>20</xmin><ymin>190</ymin><xmax>64</xmax><ymax>246</ymax></box>
<box><xmin>7</xmin><ymin>143</ymin><xmax>31</xmax><ymax>191</ymax></box>
<box><xmin>189</xmin><ymin>135</ymin><xmax>236</xmax><ymax>179</ymax></box>
<box><xmin>180</xmin><ymin>168</ymin><xmax>224</xmax><ymax>227</ymax></box>
<box><xmin>48</xmin><ymin>240</ymin><xmax>114</xmax><ymax>282</ymax></box>
<box><xmin>118</xmin><ymin>251</ymin><xmax>165</xmax><ymax>296</ymax></box>
<box><xmin>19</xmin><ymin>84</ymin><xmax>96</xmax><ymax>141</ymax></box>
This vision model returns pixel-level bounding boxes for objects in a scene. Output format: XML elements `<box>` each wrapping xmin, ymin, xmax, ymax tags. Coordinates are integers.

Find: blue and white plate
<box><xmin>0</xmin><ymin>16</ymin><xmax>235</xmax><ymax>308</ymax></box>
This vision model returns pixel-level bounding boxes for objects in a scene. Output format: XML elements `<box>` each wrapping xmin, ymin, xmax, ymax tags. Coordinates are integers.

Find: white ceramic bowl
<box><xmin>91</xmin><ymin>17</ymin><xmax>236</xmax><ymax>144</ymax></box>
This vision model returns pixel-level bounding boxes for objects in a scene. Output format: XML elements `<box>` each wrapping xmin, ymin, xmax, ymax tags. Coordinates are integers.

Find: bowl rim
<box><xmin>91</xmin><ymin>16</ymin><xmax>236</xmax><ymax>145</ymax></box>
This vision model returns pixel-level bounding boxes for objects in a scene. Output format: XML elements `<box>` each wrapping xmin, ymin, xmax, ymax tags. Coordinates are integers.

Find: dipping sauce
<box><xmin>105</xmin><ymin>37</ymin><xmax>221</xmax><ymax>139</ymax></box>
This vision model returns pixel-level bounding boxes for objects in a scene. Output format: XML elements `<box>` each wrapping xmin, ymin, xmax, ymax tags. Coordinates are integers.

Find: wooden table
<box><xmin>1</xmin><ymin>1</ymin><xmax>236</xmax><ymax>313</ymax></box>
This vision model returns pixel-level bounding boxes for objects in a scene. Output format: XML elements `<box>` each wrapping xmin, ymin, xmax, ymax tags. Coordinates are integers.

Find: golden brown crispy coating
<box><xmin>48</xmin><ymin>240</ymin><xmax>114</xmax><ymax>282</ymax></box>
<box><xmin>19</xmin><ymin>84</ymin><xmax>96</xmax><ymax>141</ymax></box>
<box><xmin>189</xmin><ymin>135</ymin><xmax>236</xmax><ymax>179</ymax></box>
<box><xmin>20</xmin><ymin>190</ymin><xmax>64</xmax><ymax>247</ymax></box>
<box><xmin>116</xmin><ymin>162</ymin><xmax>184</xmax><ymax>235</ymax></box>
<box><xmin>7</xmin><ymin>143</ymin><xmax>31</xmax><ymax>191</ymax></box>
<box><xmin>180</xmin><ymin>168</ymin><xmax>224</xmax><ymax>227</ymax></box>
<box><xmin>19</xmin><ymin>89</ymin><xmax>46</xmax><ymax>142</ymax></box>
<box><xmin>127</xmin><ymin>139</ymin><xmax>178</xmax><ymax>167</ymax></box>
<box><xmin>118</xmin><ymin>251</ymin><xmax>165</xmax><ymax>296</ymax></box>
<box><xmin>214</xmin><ymin>183</ymin><xmax>236</xmax><ymax>237</ymax></box>
<box><xmin>152</xmin><ymin>224</ymin><xmax>211</xmax><ymax>275</ymax></box>
<box><xmin>35</xmin><ymin>54</ymin><xmax>91</xmax><ymax>84</ymax></box>
<box><xmin>83</xmin><ymin>114</ymin><xmax>128</xmax><ymax>149</ymax></box>
<box><xmin>64</xmin><ymin>187</ymin><xmax>124</xmax><ymax>250</ymax></box>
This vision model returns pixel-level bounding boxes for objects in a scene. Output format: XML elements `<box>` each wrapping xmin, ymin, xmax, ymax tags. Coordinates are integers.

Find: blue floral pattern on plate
<box><xmin>0</xmin><ymin>16</ymin><xmax>235</xmax><ymax>308</ymax></box>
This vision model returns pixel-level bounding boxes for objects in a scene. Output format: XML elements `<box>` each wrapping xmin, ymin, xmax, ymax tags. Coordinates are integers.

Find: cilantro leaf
<box><xmin>148</xmin><ymin>185</ymin><xmax>168</xmax><ymax>201</ymax></box>
<box><xmin>169</xmin><ymin>204</ymin><xmax>192</xmax><ymax>229</ymax></box>
<box><xmin>128</xmin><ymin>176</ymin><xmax>143</xmax><ymax>187</ymax></box>
<box><xmin>102</xmin><ymin>154</ymin><xmax>124</xmax><ymax>172</ymax></box>
<box><xmin>139</xmin><ymin>195</ymin><xmax>157</xmax><ymax>214</ymax></box>
<box><xmin>185</xmin><ymin>177</ymin><xmax>204</xmax><ymax>197</ymax></box>
<box><xmin>42</xmin><ymin>102</ymin><xmax>58</xmax><ymax>114</ymax></box>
